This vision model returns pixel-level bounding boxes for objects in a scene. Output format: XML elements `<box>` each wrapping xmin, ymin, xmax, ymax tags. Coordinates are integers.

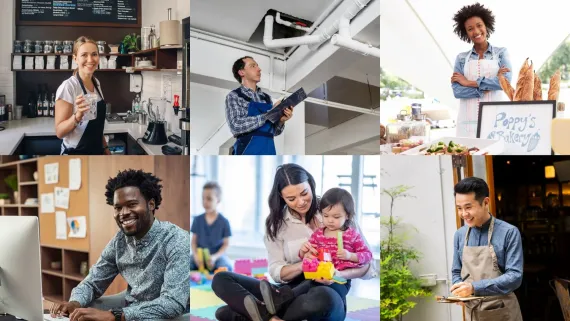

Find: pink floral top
<box><xmin>303</xmin><ymin>227</ymin><xmax>373</xmax><ymax>271</ymax></box>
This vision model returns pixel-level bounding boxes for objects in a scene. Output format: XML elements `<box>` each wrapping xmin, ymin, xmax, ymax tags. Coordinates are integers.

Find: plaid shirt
<box><xmin>225</xmin><ymin>86</ymin><xmax>285</xmax><ymax>136</ymax></box>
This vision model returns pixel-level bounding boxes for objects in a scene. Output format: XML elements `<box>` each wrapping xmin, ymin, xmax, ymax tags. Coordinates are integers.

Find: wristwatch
<box><xmin>72</xmin><ymin>111</ymin><xmax>80</xmax><ymax>127</ymax></box>
<box><xmin>110</xmin><ymin>308</ymin><xmax>123</xmax><ymax>321</ymax></box>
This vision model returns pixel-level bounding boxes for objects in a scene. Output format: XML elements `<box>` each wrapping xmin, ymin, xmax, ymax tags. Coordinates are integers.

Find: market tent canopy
<box><xmin>380</xmin><ymin>0</ymin><xmax>570</xmax><ymax>110</ymax></box>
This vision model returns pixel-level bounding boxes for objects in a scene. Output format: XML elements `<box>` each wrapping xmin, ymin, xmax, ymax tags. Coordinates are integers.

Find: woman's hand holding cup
<box><xmin>74</xmin><ymin>94</ymin><xmax>91</xmax><ymax>121</ymax></box>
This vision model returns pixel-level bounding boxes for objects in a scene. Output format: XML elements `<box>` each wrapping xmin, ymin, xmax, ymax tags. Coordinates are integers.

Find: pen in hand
<box><xmin>462</xmin><ymin>273</ymin><xmax>470</xmax><ymax>282</ymax></box>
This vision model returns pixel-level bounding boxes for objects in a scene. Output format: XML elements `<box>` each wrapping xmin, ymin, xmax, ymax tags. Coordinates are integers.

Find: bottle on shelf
<box><xmin>27</xmin><ymin>91</ymin><xmax>37</xmax><ymax>118</ymax></box>
<box><xmin>148</xmin><ymin>25</ymin><xmax>158</xmax><ymax>49</ymax></box>
<box><xmin>36</xmin><ymin>88</ymin><xmax>43</xmax><ymax>117</ymax></box>
<box><xmin>42</xmin><ymin>92</ymin><xmax>49</xmax><ymax>117</ymax></box>
<box><xmin>49</xmin><ymin>93</ymin><xmax>55</xmax><ymax>117</ymax></box>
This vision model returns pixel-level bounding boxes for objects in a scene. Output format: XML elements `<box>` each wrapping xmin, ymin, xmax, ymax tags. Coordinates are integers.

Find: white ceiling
<box><xmin>190</xmin><ymin>0</ymin><xmax>332</xmax><ymax>42</ymax></box>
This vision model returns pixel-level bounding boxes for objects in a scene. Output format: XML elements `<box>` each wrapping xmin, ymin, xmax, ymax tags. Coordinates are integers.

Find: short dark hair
<box><xmin>105</xmin><ymin>169</ymin><xmax>163</xmax><ymax>210</ymax></box>
<box><xmin>452</xmin><ymin>2</ymin><xmax>495</xmax><ymax>43</ymax></box>
<box><xmin>203</xmin><ymin>181</ymin><xmax>222</xmax><ymax>199</ymax></box>
<box><xmin>319</xmin><ymin>188</ymin><xmax>356</xmax><ymax>230</ymax></box>
<box><xmin>232</xmin><ymin>56</ymin><xmax>253</xmax><ymax>83</ymax></box>
<box><xmin>454</xmin><ymin>177</ymin><xmax>489</xmax><ymax>204</ymax></box>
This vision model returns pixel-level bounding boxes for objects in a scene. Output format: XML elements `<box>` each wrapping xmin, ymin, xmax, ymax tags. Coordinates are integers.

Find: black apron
<box><xmin>61</xmin><ymin>74</ymin><xmax>106</xmax><ymax>155</ymax></box>
<box><xmin>231</xmin><ymin>88</ymin><xmax>277</xmax><ymax>155</ymax></box>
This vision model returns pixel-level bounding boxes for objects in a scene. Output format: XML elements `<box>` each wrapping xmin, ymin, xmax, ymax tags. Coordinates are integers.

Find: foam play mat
<box><xmin>190</xmin><ymin>280</ymin><xmax>380</xmax><ymax>321</ymax></box>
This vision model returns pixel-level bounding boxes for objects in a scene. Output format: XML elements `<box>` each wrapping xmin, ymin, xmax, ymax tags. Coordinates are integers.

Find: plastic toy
<box><xmin>234</xmin><ymin>258</ymin><xmax>268</xmax><ymax>280</ymax></box>
<box><xmin>302</xmin><ymin>248</ymin><xmax>346</xmax><ymax>284</ymax></box>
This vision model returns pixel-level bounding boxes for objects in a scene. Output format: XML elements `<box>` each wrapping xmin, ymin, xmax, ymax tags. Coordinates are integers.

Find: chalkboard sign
<box><xmin>17</xmin><ymin>0</ymin><xmax>141</xmax><ymax>27</ymax></box>
<box><xmin>477</xmin><ymin>101</ymin><xmax>556</xmax><ymax>155</ymax></box>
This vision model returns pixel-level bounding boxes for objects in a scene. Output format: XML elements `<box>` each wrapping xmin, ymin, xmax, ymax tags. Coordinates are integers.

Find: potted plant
<box><xmin>0</xmin><ymin>193</ymin><xmax>10</xmax><ymax>205</ymax></box>
<box><xmin>4</xmin><ymin>174</ymin><xmax>18</xmax><ymax>204</ymax></box>
<box><xmin>381</xmin><ymin>185</ymin><xmax>431</xmax><ymax>321</ymax></box>
<box><xmin>122</xmin><ymin>33</ymin><xmax>140</xmax><ymax>54</ymax></box>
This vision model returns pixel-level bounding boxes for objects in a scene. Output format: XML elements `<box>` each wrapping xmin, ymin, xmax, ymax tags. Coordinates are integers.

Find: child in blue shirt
<box><xmin>191</xmin><ymin>182</ymin><xmax>233</xmax><ymax>272</ymax></box>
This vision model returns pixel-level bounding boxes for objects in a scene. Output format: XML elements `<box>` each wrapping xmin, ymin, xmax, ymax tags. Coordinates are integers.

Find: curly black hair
<box><xmin>453</xmin><ymin>2</ymin><xmax>495</xmax><ymax>43</ymax></box>
<box><xmin>105</xmin><ymin>169</ymin><xmax>163</xmax><ymax>210</ymax></box>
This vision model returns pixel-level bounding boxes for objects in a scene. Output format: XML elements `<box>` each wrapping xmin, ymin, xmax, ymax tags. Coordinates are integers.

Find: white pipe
<box><xmin>331</xmin><ymin>35</ymin><xmax>380</xmax><ymax>58</ymax></box>
<box><xmin>275</xmin><ymin>12</ymin><xmax>311</xmax><ymax>32</ymax></box>
<box><xmin>308</xmin><ymin>0</ymin><xmax>371</xmax><ymax>51</ymax></box>
<box><xmin>263</xmin><ymin>16</ymin><xmax>322</xmax><ymax>49</ymax></box>
<box><xmin>284</xmin><ymin>0</ymin><xmax>344</xmax><ymax>59</ymax></box>
<box><xmin>191</xmin><ymin>28</ymin><xmax>285</xmax><ymax>60</ymax></box>
<box><xmin>338</xmin><ymin>15</ymin><xmax>351</xmax><ymax>37</ymax></box>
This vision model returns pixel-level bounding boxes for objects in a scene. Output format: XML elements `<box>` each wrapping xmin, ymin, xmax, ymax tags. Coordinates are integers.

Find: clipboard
<box><xmin>266</xmin><ymin>88</ymin><xmax>307</xmax><ymax>124</ymax></box>
<box><xmin>435</xmin><ymin>295</ymin><xmax>486</xmax><ymax>303</ymax></box>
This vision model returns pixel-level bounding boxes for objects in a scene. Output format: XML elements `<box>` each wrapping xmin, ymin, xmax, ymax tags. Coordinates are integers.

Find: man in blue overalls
<box><xmin>225</xmin><ymin>56</ymin><xmax>293</xmax><ymax>155</ymax></box>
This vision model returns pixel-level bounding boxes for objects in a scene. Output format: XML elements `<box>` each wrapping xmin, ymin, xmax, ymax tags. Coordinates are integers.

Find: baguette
<box><xmin>533</xmin><ymin>71</ymin><xmax>542</xmax><ymax>101</ymax></box>
<box><xmin>498</xmin><ymin>73</ymin><xmax>514</xmax><ymax>101</ymax></box>
<box><xmin>548</xmin><ymin>70</ymin><xmax>561</xmax><ymax>101</ymax></box>
<box><xmin>513</xmin><ymin>58</ymin><xmax>530</xmax><ymax>101</ymax></box>
<box><xmin>522</xmin><ymin>61</ymin><xmax>534</xmax><ymax>101</ymax></box>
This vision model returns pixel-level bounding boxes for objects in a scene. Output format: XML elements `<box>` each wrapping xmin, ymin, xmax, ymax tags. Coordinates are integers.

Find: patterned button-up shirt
<box><xmin>225</xmin><ymin>85</ymin><xmax>285</xmax><ymax>136</ymax></box>
<box><xmin>70</xmin><ymin>219</ymin><xmax>190</xmax><ymax>320</ymax></box>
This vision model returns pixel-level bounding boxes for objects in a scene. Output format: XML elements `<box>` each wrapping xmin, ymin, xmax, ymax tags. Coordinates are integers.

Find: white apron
<box><xmin>457</xmin><ymin>48</ymin><xmax>508</xmax><ymax>138</ymax></box>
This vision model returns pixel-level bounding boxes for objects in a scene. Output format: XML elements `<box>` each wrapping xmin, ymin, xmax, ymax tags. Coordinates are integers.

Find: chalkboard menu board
<box><xmin>17</xmin><ymin>0</ymin><xmax>141</xmax><ymax>27</ymax></box>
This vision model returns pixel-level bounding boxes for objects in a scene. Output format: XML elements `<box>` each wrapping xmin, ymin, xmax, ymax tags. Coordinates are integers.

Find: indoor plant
<box><xmin>381</xmin><ymin>185</ymin><xmax>431</xmax><ymax>321</ymax></box>
<box><xmin>4</xmin><ymin>174</ymin><xmax>18</xmax><ymax>204</ymax></box>
<box><xmin>0</xmin><ymin>193</ymin><xmax>10</xmax><ymax>205</ymax></box>
<box><xmin>122</xmin><ymin>33</ymin><xmax>140</xmax><ymax>53</ymax></box>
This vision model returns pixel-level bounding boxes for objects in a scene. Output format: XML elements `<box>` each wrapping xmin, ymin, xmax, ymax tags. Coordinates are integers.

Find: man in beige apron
<box><xmin>451</xmin><ymin>177</ymin><xmax>523</xmax><ymax>321</ymax></box>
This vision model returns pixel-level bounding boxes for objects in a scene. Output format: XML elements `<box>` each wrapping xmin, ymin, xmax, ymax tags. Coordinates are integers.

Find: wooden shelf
<box><xmin>42</xmin><ymin>268</ymin><xmax>65</xmax><ymax>278</ymax></box>
<box><xmin>20</xmin><ymin>181</ymin><xmax>38</xmax><ymax>186</ymax></box>
<box><xmin>21</xmin><ymin>204</ymin><xmax>39</xmax><ymax>208</ymax></box>
<box><xmin>12</xmin><ymin>69</ymin><xmax>126</xmax><ymax>72</ymax></box>
<box><xmin>0</xmin><ymin>204</ymin><xmax>19</xmax><ymax>208</ymax></box>
<box><xmin>13</xmin><ymin>53</ymin><xmax>130</xmax><ymax>56</ymax></box>
<box><xmin>65</xmin><ymin>273</ymin><xmax>86</xmax><ymax>282</ymax></box>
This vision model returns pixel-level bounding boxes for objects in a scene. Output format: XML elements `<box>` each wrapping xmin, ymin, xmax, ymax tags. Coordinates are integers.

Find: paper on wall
<box><xmin>67</xmin><ymin>216</ymin><xmax>87</xmax><ymax>238</ymax></box>
<box><xmin>44</xmin><ymin>163</ymin><xmax>59</xmax><ymax>184</ymax></box>
<box><xmin>54</xmin><ymin>187</ymin><xmax>70</xmax><ymax>209</ymax></box>
<box><xmin>40</xmin><ymin>193</ymin><xmax>55</xmax><ymax>213</ymax></box>
<box><xmin>55</xmin><ymin>211</ymin><xmax>67</xmax><ymax>240</ymax></box>
<box><xmin>69</xmin><ymin>158</ymin><xmax>82</xmax><ymax>190</ymax></box>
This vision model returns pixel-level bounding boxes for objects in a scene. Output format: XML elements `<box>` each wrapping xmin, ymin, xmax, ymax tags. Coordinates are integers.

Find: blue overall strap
<box><xmin>232</xmin><ymin>87</ymin><xmax>272</xmax><ymax>105</ymax></box>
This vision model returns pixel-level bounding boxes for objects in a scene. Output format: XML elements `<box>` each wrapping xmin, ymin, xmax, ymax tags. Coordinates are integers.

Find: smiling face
<box><xmin>74</xmin><ymin>42</ymin><xmax>99</xmax><ymax>76</ymax></box>
<box><xmin>321</xmin><ymin>203</ymin><xmax>347</xmax><ymax>231</ymax></box>
<box><xmin>281</xmin><ymin>182</ymin><xmax>313</xmax><ymax>216</ymax></box>
<box><xmin>239</xmin><ymin>57</ymin><xmax>262</xmax><ymax>83</ymax></box>
<box><xmin>464</xmin><ymin>16</ymin><xmax>487</xmax><ymax>45</ymax></box>
<box><xmin>455</xmin><ymin>192</ymin><xmax>490</xmax><ymax>227</ymax></box>
<box><xmin>113</xmin><ymin>186</ymin><xmax>154</xmax><ymax>239</ymax></box>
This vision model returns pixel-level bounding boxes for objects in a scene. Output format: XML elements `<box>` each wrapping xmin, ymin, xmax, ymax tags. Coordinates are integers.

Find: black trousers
<box><xmin>211</xmin><ymin>271</ymin><xmax>348</xmax><ymax>321</ymax></box>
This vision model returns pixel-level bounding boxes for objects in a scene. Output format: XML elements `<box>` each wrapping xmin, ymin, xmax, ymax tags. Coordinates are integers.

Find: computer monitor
<box><xmin>0</xmin><ymin>216</ymin><xmax>43</xmax><ymax>321</ymax></box>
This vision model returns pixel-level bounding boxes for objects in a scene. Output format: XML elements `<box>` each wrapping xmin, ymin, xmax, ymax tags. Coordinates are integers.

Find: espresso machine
<box><xmin>180</xmin><ymin>16</ymin><xmax>190</xmax><ymax>155</ymax></box>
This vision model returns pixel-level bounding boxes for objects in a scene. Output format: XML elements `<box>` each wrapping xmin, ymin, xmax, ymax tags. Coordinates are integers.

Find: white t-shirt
<box><xmin>55</xmin><ymin>76</ymin><xmax>104</xmax><ymax>153</ymax></box>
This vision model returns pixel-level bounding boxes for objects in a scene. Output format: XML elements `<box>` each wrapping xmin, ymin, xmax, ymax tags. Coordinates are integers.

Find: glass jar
<box><xmin>43</xmin><ymin>40</ymin><xmax>54</xmax><ymax>53</ymax></box>
<box><xmin>23</xmin><ymin>40</ymin><xmax>33</xmax><ymax>53</ymax></box>
<box><xmin>63</xmin><ymin>40</ymin><xmax>73</xmax><ymax>54</ymax></box>
<box><xmin>34</xmin><ymin>40</ymin><xmax>43</xmax><ymax>53</ymax></box>
<box><xmin>54</xmin><ymin>41</ymin><xmax>63</xmax><ymax>54</ymax></box>
<box><xmin>13</xmin><ymin>40</ymin><xmax>23</xmax><ymax>53</ymax></box>
<box><xmin>386</xmin><ymin>111</ymin><xmax>430</xmax><ymax>144</ymax></box>
<box><xmin>96</xmin><ymin>41</ymin><xmax>106</xmax><ymax>54</ymax></box>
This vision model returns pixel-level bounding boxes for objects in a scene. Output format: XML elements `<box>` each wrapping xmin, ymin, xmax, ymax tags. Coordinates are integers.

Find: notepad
<box><xmin>266</xmin><ymin>88</ymin><xmax>307</xmax><ymax>124</ymax></box>
<box><xmin>436</xmin><ymin>295</ymin><xmax>486</xmax><ymax>303</ymax></box>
